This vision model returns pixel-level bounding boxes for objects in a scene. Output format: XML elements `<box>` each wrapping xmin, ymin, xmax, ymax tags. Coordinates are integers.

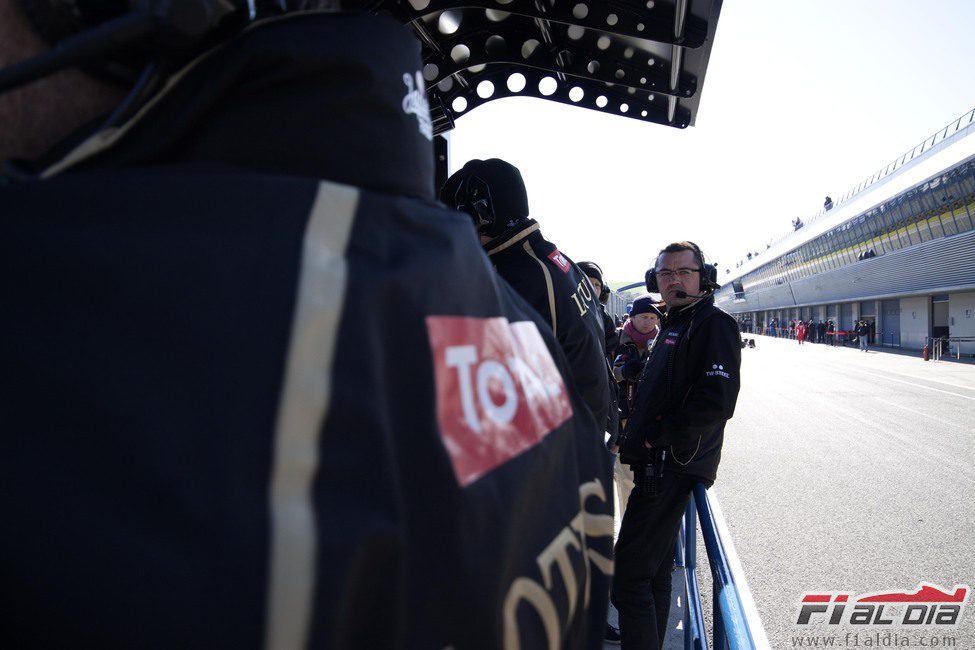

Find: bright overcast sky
<box><xmin>446</xmin><ymin>0</ymin><xmax>975</xmax><ymax>285</ymax></box>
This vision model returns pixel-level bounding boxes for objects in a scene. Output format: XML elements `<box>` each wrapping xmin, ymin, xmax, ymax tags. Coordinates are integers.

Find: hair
<box><xmin>656</xmin><ymin>241</ymin><xmax>704</xmax><ymax>268</ymax></box>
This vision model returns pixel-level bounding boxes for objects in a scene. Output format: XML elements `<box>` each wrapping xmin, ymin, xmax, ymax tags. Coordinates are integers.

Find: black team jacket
<box><xmin>620</xmin><ymin>295</ymin><xmax>741</xmax><ymax>485</ymax></box>
<box><xmin>484</xmin><ymin>220</ymin><xmax>612</xmax><ymax>435</ymax></box>
<box><xmin>0</xmin><ymin>13</ymin><xmax>612</xmax><ymax>650</ymax></box>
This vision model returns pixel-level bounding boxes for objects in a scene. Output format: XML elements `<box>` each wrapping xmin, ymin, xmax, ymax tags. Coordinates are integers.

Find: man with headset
<box><xmin>442</xmin><ymin>158</ymin><xmax>612</xmax><ymax>436</ymax></box>
<box><xmin>613</xmin><ymin>241</ymin><xmax>742</xmax><ymax>649</ymax></box>
<box><xmin>0</xmin><ymin>3</ymin><xmax>615</xmax><ymax>648</ymax></box>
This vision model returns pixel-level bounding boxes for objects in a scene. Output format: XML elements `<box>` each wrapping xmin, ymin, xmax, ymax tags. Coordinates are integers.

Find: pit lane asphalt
<box><xmin>711</xmin><ymin>334</ymin><xmax>975</xmax><ymax>649</ymax></box>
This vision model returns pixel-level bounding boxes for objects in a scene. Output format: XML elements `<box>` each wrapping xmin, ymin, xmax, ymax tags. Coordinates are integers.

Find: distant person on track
<box><xmin>856</xmin><ymin>320</ymin><xmax>870</xmax><ymax>352</ymax></box>
<box><xmin>797</xmin><ymin>320</ymin><xmax>807</xmax><ymax>344</ymax></box>
<box><xmin>827</xmin><ymin>320</ymin><xmax>837</xmax><ymax>346</ymax></box>
<box><xmin>614</xmin><ymin>242</ymin><xmax>742</xmax><ymax>650</ymax></box>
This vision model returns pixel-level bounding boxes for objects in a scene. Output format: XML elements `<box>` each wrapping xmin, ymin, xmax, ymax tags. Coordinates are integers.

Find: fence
<box><xmin>741</xmin><ymin>326</ymin><xmax>901</xmax><ymax>348</ymax></box>
<box><xmin>927</xmin><ymin>336</ymin><xmax>975</xmax><ymax>361</ymax></box>
<box><xmin>676</xmin><ymin>484</ymin><xmax>769</xmax><ymax>649</ymax></box>
<box><xmin>760</xmin><ymin>106</ymin><xmax>975</xmax><ymax>251</ymax></box>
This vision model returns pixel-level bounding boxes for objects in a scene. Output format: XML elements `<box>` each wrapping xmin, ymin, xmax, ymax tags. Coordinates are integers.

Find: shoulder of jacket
<box><xmin>691</xmin><ymin>303</ymin><xmax>738</xmax><ymax>335</ymax></box>
<box><xmin>700</xmin><ymin>301</ymin><xmax>734</xmax><ymax>321</ymax></box>
<box><xmin>527</xmin><ymin>229</ymin><xmax>556</xmax><ymax>253</ymax></box>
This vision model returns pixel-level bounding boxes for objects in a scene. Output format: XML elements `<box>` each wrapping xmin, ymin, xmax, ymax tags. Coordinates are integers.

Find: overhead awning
<box><xmin>384</xmin><ymin>0</ymin><xmax>724</xmax><ymax>134</ymax></box>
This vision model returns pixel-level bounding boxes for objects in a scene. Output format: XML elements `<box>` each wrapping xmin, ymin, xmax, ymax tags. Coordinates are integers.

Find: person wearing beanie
<box><xmin>613</xmin><ymin>295</ymin><xmax>662</xmax><ymax>407</ymax></box>
<box><xmin>602</xmin><ymin>292</ymin><xmax>660</xmax><ymax>644</ymax></box>
<box><xmin>442</xmin><ymin>158</ymin><xmax>611</xmax><ymax>438</ymax></box>
<box><xmin>578</xmin><ymin>260</ymin><xmax>622</xmax><ymax>360</ymax></box>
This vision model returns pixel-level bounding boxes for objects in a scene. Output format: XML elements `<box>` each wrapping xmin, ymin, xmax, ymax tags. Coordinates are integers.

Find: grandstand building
<box><xmin>715</xmin><ymin>108</ymin><xmax>975</xmax><ymax>355</ymax></box>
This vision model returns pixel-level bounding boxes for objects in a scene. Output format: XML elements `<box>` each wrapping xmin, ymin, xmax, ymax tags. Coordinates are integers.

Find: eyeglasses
<box><xmin>655</xmin><ymin>268</ymin><xmax>700</xmax><ymax>281</ymax></box>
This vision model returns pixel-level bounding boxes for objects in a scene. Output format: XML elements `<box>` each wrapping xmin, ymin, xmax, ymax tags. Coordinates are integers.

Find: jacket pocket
<box><xmin>669</xmin><ymin>436</ymin><xmax>702</xmax><ymax>466</ymax></box>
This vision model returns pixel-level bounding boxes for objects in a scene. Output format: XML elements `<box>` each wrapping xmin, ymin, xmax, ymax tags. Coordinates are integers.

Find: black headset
<box><xmin>645</xmin><ymin>241</ymin><xmax>719</xmax><ymax>294</ymax></box>
<box><xmin>452</xmin><ymin>173</ymin><xmax>497</xmax><ymax>236</ymax></box>
<box><xmin>578</xmin><ymin>261</ymin><xmax>611</xmax><ymax>302</ymax></box>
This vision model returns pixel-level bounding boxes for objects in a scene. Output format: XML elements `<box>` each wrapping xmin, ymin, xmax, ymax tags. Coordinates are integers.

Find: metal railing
<box><xmin>732</xmin><ymin>105</ymin><xmax>975</xmax><ymax>269</ymax></box>
<box><xmin>676</xmin><ymin>484</ymin><xmax>769</xmax><ymax>649</ymax></box>
<box><xmin>830</xmin><ymin>106</ymin><xmax>975</xmax><ymax>211</ymax></box>
<box><xmin>928</xmin><ymin>336</ymin><xmax>975</xmax><ymax>361</ymax></box>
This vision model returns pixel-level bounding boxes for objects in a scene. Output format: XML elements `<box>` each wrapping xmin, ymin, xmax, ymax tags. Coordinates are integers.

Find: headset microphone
<box><xmin>674</xmin><ymin>290</ymin><xmax>708</xmax><ymax>299</ymax></box>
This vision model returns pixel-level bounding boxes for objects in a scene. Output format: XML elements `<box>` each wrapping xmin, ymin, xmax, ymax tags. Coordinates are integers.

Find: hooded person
<box><xmin>0</xmin><ymin>7</ymin><xmax>614</xmax><ymax>649</ymax></box>
<box><xmin>442</xmin><ymin>158</ymin><xmax>612</xmax><ymax>438</ymax></box>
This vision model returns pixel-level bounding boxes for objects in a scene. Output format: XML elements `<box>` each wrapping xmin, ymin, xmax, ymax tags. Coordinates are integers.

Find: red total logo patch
<box><xmin>426</xmin><ymin>316</ymin><xmax>573</xmax><ymax>487</ymax></box>
<box><xmin>548</xmin><ymin>249</ymin><xmax>572</xmax><ymax>274</ymax></box>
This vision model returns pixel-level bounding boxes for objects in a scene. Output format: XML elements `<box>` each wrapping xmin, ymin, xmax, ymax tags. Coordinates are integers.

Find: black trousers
<box><xmin>611</xmin><ymin>470</ymin><xmax>696</xmax><ymax>649</ymax></box>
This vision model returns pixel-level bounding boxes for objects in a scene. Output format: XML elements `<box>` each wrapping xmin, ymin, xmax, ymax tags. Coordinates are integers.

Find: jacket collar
<box><xmin>664</xmin><ymin>293</ymin><xmax>714</xmax><ymax>324</ymax></box>
<box><xmin>19</xmin><ymin>13</ymin><xmax>435</xmax><ymax>200</ymax></box>
<box><xmin>484</xmin><ymin>219</ymin><xmax>540</xmax><ymax>257</ymax></box>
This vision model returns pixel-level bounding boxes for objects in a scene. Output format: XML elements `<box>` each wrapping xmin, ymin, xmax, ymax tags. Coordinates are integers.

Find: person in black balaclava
<box><xmin>442</xmin><ymin>158</ymin><xmax>611</xmax><ymax>437</ymax></box>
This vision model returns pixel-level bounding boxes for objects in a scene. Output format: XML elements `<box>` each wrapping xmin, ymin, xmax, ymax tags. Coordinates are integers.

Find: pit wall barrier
<box><xmin>676</xmin><ymin>484</ymin><xmax>770</xmax><ymax>649</ymax></box>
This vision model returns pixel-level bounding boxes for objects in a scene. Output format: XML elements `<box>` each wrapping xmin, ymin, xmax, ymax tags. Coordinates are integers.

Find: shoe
<box><xmin>604</xmin><ymin>623</ymin><xmax>621</xmax><ymax>644</ymax></box>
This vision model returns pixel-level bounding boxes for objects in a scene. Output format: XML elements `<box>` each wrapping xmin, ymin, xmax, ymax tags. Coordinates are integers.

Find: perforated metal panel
<box><xmin>387</xmin><ymin>0</ymin><xmax>724</xmax><ymax>134</ymax></box>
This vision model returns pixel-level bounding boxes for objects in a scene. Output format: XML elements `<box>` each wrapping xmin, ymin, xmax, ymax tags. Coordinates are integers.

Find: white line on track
<box><xmin>873</xmin><ymin>397</ymin><xmax>945</xmax><ymax>420</ymax></box>
<box><xmin>874</xmin><ymin>367</ymin><xmax>975</xmax><ymax>392</ymax></box>
<box><xmin>841</xmin><ymin>367</ymin><xmax>975</xmax><ymax>401</ymax></box>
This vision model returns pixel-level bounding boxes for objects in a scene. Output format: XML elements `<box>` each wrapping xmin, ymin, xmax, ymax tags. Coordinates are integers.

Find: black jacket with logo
<box><xmin>485</xmin><ymin>221</ymin><xmax>612</xmax><ymax>434</ymax></box>
<box><xmin>0</xmin><ymin>13</ymin><xmax>612</xmax><ymax>650</ymax></box>
<box><xmin>620</xmin><ymin>295</ymin><xmax>741</xmax><ymax>485</ymax></box>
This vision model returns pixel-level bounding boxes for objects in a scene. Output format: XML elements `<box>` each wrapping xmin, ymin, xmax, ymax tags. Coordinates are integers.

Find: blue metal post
<box><xmin>693</xmin><ymin>484</ymin><xmax>755</xmax><ymax>650</ymax></box>
<box><xmin>714</xmin><ymin>587</ymin><xmax>727</xmax><ymax>649</ymax></box>
<box><xmin>682</xmin><ymin>495</ymin><xmax>708</xmax><ymax>650</ymax></box>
